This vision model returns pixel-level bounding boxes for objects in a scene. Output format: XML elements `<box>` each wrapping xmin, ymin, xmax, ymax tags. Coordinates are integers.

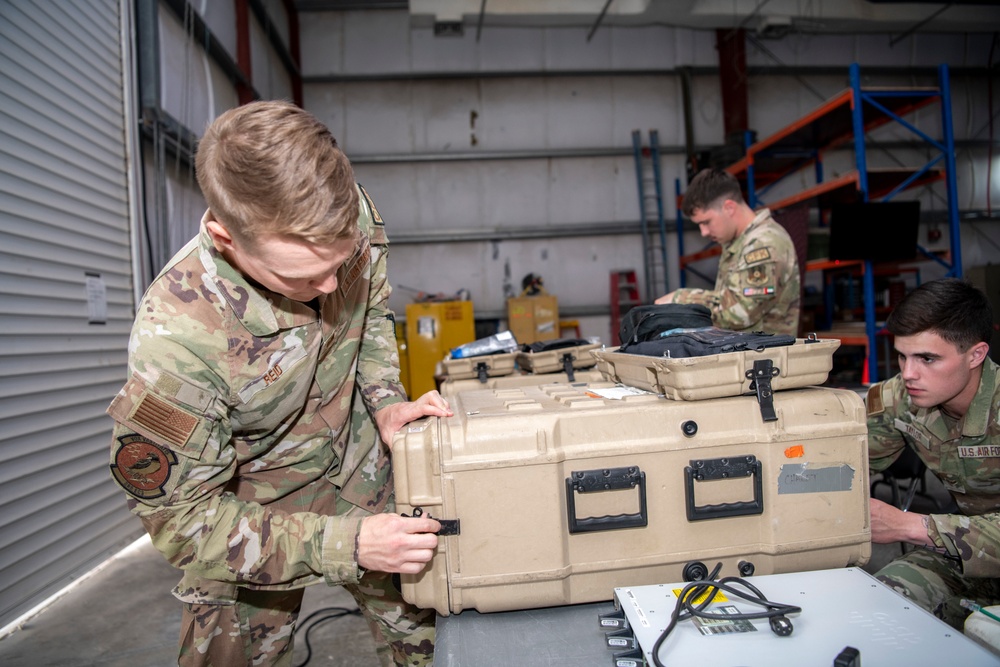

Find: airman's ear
<box><xmin>969</xmin><ymin>341</ymin><xmax>990</xmax><ymax>369</ymax></box>
<box><xmin>205</xmin><ymin>217</ymin><xmax>236</xmax><ymax>254</ymax></box>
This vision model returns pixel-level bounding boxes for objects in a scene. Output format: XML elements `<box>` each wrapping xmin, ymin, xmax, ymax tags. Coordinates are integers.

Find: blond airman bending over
<box><xmin>107</xmin><ymin>101</ymin><xmax>449</xmax><ymax>667</ymax></box>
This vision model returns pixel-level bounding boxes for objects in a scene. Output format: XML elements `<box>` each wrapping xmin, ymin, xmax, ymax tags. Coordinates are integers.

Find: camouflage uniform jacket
<box><xmin>867</xmin><ymin>359</ymin><xmax>1000</xmax><ymax>577</ymax></box>
<box><xmin>667</xmin><ymin>209</ymin><xmax>800</xmax><ymax>335</ymax></box>
<box><xmin>107</xmin><ymin>185</ymin><xmax>405</xmax><ymax>601</ymax></box>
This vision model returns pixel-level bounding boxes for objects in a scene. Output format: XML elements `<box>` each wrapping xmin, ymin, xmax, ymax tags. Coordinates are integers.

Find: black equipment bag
<box><xmin>619</xmin><ymin>327</ymin><xmax>796</xmax><ymax>359</ymax></box>
<box><xmin>521</xmin><ymin>338</ymin><xmax>591</xmax><ymax>353</ymax></box>
<box><xmin>618</xmin><ymin>304</ymin><xmax>713</xmax><ymax>346</ymax></box>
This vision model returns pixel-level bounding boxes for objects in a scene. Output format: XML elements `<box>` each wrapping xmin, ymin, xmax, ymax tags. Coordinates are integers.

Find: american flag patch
<box><xmin>129</xmin><ymin>392</ymin><xmax>199</xmax><ymax>447</ymax></box>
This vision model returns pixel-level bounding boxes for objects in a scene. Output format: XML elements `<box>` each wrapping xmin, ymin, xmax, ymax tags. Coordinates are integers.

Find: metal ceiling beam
<box><xmin>389</xmin><ymin>221</ymin><xmax>643</xmax><ymax>245</ymax></box>
<box><xmin>346</xmin><ymin>139</ymin><xmax>992</xmax><ymax>166</ymax></box>
<box><xmin>294</xmin><ymin>0</ymin><xmax>1000</xmax><ymax>34</ymax></box>
<box><xmin>303</xmin><ymin>64</ymin><xmax>990</xmax><ymax>84</ymax></box>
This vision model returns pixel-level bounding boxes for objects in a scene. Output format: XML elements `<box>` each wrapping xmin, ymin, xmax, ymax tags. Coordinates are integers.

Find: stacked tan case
<box><xmin>592</xmin><ymin>337</ymin><xmax>841</xmax><ymax>401</ymax></box>
<box><xmin>438</xmin><ymin>351</ymin><xmax>519</xmax><ymax>386</ymax></box>
<box><xmin>515</xmin><ymin>341</ymin><xmax>601</xmax><ymax>374</ymax></box>
<box><xmin>439</xmin><ymin>340</ymin><xmax>603</xmax><ymax>398</ymax></box>
<box><xmin>439</xmin><ymin>369</ymin><xmax>604</xmax><ymax>398</ymax></box>
<box><xmin>394</xmin><ymin>375</ymin><xmax>871</xmax><ymax>615</ymax></box>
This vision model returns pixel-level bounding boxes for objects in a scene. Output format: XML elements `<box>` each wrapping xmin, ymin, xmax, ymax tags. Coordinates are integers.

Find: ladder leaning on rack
<box><xmin>631</xmin><ymin>130</ymin><xmax>670</xmax><ymax>304</ymax></box>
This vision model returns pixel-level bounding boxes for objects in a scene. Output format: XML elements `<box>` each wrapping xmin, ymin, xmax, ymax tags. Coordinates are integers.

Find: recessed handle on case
<box><xmin>565</xmin><ymin>466</ymin><xmax>647</xmax><ymax>534</ymax></box>
<box><xmin>684</xmin><ymin>456</ymin><xmax>763</xmax><ymax>521</ymax></box>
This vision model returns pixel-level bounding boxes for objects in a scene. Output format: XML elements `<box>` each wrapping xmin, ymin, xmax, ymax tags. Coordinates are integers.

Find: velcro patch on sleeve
<box><xmin>743</xmin><ymin>286</ymin><xmax>775</xmax><ymax>297</ymax></box>
<box><xmin>339</xmin><ymin>235</ymin><xmax>371</xmax><ymax>296</ymax></box>
<box><xmin>745</xmin><ymin>264</ymin><xmax>769</xmax><ymax>286</ymax></box>
<box><xmin>744</xmin><ymin>248</ymin><xmax>771</xmax><ymax>264</ymax></box>
<box><xmin>111</xmin><ymin>434</ymin><xmax>178</xmax><ymax>500</ymax></box>
<box><xmin>866</xmin><ymin>384</ymin><xmax>884</xmax><ymax>416</ymax></box>
<box><xmin>359</xmin><ymin>184</ymin><xmax>383</xmax><ymax>225</ymax></box>
<box><xmin>130</xmin><ymin>391</ymin><xmax>199</xmax><ymax>448</ymax></box>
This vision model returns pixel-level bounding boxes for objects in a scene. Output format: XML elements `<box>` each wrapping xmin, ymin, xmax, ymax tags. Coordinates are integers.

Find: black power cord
<box><xmin>292</xmin><ymin>605</ymin><xmax>364</xmax><ymax>667</ymax></box>
<box><xmin>651</xmin><ymin>563</ymin><xmax>802</xmax><ymax>667</ymax></box>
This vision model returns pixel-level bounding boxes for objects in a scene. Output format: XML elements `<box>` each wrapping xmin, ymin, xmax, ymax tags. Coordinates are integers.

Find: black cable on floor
<box><xmin>292</xmin><ymin>605</ymin><xmax>363</xmax><ymax>667</ymax></box>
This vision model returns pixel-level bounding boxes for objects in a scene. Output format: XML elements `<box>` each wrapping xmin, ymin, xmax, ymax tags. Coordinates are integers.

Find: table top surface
<box><xmin>435</xmin><ymin>600</ymin><xmax>618</xmax><ymax>666</ymax></box>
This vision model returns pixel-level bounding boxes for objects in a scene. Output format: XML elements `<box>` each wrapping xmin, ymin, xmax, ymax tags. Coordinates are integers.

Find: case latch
<box><xmin>746</xmin><ymin>358</ymin><xmax>780</xmax><ymax>422</ymax></box>
<box><xmin>408</xmin><ymin>507</ymin><xmax>461</xmax><ymax>535</ymax></box>
<box><xmin>561</xmin><ymin>352</ymin><xmax>576</xmax><ymax>382</ymax></box>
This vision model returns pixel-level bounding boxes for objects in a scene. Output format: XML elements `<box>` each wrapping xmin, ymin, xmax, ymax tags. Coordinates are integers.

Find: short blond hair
<box><xmin>195</xmin><ymin>100</ymin><xmax>359</xmax><ymax>245</ymax></box>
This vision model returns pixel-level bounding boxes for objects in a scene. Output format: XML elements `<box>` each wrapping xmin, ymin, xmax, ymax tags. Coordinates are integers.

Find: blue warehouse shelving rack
<box><xmin>678</xmin><ymin>63</ymin><xmax>959</xmax><ymax>383</ymax></box>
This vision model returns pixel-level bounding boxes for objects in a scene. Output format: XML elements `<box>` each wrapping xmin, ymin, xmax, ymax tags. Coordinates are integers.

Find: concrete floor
<box><xmin>0</xmin><ymin>466</ymin><xmax>954</xmax><ymax>667</ymax></box>
<box><xmin>0</xmin><ymin>538</ymin><xmax>380</xmax><ymax>667</ymax></box>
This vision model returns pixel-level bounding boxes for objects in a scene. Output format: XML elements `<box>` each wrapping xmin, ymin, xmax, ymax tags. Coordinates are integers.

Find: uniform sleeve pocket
<box><xmin>108</xmin><ymin>372</ymin><xmax>214</xmax><ymax>459</ymax></box>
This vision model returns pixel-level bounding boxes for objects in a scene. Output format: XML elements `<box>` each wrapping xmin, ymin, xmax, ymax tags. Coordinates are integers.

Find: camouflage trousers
<box><xmin>875</xmin><ymin>548</ymin><xmax>1000</xmax><ymax>630</ymax></box>
<box><xmin>177</xmin><ymin>570</ymin><xmax>435</xmax><ymax>667</ymax></box>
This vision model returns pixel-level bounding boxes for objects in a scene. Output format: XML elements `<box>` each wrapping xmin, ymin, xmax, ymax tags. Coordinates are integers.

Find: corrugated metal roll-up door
<box><xmin>0</xmin><ymin>0</ymin><xmax>143</xmax><ymax>629</ymax></box>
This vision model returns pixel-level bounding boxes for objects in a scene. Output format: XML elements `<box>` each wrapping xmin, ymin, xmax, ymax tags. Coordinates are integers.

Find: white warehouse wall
<box><xmin>297</xmin><ymin>9</ymin><xmax>996</xmax><ymax>342</ymax></box>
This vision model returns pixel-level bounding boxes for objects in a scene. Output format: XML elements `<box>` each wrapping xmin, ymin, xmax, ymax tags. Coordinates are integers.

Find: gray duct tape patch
<box><xmin>777</xmin><ymin>464</ymin><xmax>855</xmax><ymax>494</ymax></box>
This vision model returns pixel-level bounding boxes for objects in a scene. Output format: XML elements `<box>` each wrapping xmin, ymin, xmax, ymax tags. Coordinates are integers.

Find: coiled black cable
<box><xmin>651</xmin><ymin>563</ymin><xmax>801</xmax><ymax>667</ymax></box>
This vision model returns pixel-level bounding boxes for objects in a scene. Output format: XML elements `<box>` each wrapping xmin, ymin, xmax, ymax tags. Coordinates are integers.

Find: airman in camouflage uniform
<box><xmin>107</xmin><ymin>101</ymin><xmax>450</xmax><ymax>666</ymax></box>
<box><xmin>655</xmin><ymin>169</ymin><xmax>800</xmax><ymax>336</ymax></box>
<box><xmin>865</xmin><ymin>279</ymin><xmax>1000</xmax><ymax>630</ymax></box>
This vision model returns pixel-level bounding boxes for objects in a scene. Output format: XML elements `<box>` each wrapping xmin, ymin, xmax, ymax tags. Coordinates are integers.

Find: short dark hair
<box><xmin>886</xmin><ymin>278</ymin><xmax>993</xmax><ymax>351</ymax></box>
<box><xmin>681</xmin><ymin>168</ymin><xmax>745</xmax><ymax>217</ymax></box>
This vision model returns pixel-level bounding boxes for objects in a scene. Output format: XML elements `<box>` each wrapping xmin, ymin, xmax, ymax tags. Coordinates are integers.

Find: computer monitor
<box><xmin>828</xmin><ymin>200</ymin><xmax>921</xmax><ymax>262</ymax></box>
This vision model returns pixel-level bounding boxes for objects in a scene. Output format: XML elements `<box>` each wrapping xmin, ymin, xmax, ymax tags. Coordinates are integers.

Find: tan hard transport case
<box><xmin>439</xmin><ymin>368</ymin><xmax>605</xmax><ymax>398</ymax></box>
<box><xmin>593</xmin><ymin>336</ymin><xmax>840</xmax><ymax>400</ymax></box>
<box><xmin>515</xmin><ymin>342</ymin><xmax>601</xmax><ymax>374</ymax></box>
<box><xmin>394</xmin><ymin>381</ymin><xmax>870</xmax><ymax>615</ymax></box>
<box><xmin>437</xmin><ymin>351</ymin><xmax>518</xmax><ymax>383</ymax></box>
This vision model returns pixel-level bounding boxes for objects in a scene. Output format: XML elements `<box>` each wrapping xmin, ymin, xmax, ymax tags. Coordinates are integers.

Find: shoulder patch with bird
<box><xmin>110</xmin><ymin>434</ymin><xmax>177</xmax><ymax>499</ymax></box>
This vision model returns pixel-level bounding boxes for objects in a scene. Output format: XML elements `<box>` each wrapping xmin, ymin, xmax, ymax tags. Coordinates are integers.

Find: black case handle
<box><xmin>684</xmin><ymin>456</ymin><xmax>763</xmax><ymax>521</ymax></box>
<box><xmin>565</xmin><ymin>466</ymin><xmax>647</xmax><ymax>534</ymax></box>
